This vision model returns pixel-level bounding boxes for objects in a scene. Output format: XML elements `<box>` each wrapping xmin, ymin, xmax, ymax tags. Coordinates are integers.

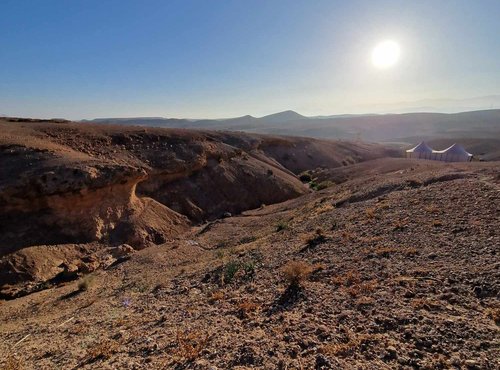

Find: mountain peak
<box><xmin>259</xmin><ymin>110</ymin><xmax>306</xmax><ymax>122</ymax></box>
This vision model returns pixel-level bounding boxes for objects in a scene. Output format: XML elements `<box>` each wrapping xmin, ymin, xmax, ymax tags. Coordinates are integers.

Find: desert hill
<box><xmin>0</xmin><ymin>153</ymin><xmax>498</xmax><ymax>368</ymax></box>
<box><xmin>0</xmin><ymin>117</ymin><xmax>395</xmax><ymax>297</ymax></box>
<box><xmin>87</xmin><ymin>109</ymin><xmax>500</xmax><ymax>143</ymax></box>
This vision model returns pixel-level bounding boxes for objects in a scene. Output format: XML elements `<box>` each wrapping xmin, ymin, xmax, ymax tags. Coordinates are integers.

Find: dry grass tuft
<box><xmin>237</xmin><ymin>300</ymin><xmax>260</xmax><ymax>318</ymax></box>
<box><xmin>332</xmin><ymin>270</ymin><xmax>361</xmax><ymax>287</ymax></box>
<box><xmin>347</xmin><ymin>279</ymin><xmax>378</xmax><ymax>297</ymax></box>
<box><xmin>282</xmin><ymin>260</ymin><xmax>314</xmax><ymax>287</ymax></box>
<box><xmin>332</xmin><ymin>270</ymin><xmax>377</xmax><ymax>297</ymax></box>
<box><xmin>84</xmin><ymin>339</ymin><xmax>118</xmax><ymax>363</ymax></box>
<box><xmin>78</xmin><ymin>275</ymin><xmax>94</xmax><ymax>292</ymax></box>
<box><xmin>303</xmin><ymin>228</ymin><xmax>327</xmax><ymax>248</ymax></box>
<box><xmin>208</xmin><ymin>290</ymin><xmax>224</xmax><ymax>303</ymax></box>
<box><xmin>365</xmin><ymin>207</ymin><xmax>377</xmax><ymax>219</ymax></box>
<box><xmin>174</xmin><ymin>330</ymin><xmax>209</xmax><ymax>362</ymax></box>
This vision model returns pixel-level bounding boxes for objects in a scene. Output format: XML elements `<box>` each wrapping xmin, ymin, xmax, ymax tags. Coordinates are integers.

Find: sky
<box><xmin>1</xmin><ymin>0</ymin><xmax>499</xmax><ymax>119</ymax></box>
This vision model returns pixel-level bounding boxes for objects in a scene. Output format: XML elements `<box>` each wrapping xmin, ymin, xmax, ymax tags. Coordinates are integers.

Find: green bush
<box><xmin>276</xmin><ymin>221</ymin><xmax>289</xmax><ymax>232</ymax></box>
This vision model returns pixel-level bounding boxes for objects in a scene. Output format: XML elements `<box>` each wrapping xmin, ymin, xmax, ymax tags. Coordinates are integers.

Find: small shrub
<box><xmin>299</xmin><ymin>173</ymin><xmax>312</xmax><ymax>182</ymax></box>
<box><xmin>78</xmin><ymin>275</ymin><xmax>94</xmax><ymax>292</ymax></box>
<box><xmin>222</xmin><ymin>259</ymin><xmax>255</xmax><ymax>284</ymax></box>
<box><xmin>223</xmin><ymin>261</ymin><xmax>240</xmax><ymax>284</ymax></box>
<box><xmin>365</xmin><ymin>207</ymin><xmax>376</xmax><ymax>219</ymax></box>
<box><xmin>282</xmin><ymin>260</ymin><xmax>314</xmax><ymax>288</ymax></box>
<box><xmin>316</xmin><ymin>181</ymin><xmax>333</xmax><ymax>191</ymax></box>
<box><xmin>302</xmin><ymin>228</ymin><xmax>327</xmax><ymax>251</ymax></box>
<box><xmin>241</xmin><ymin>261</ymin><xmax>255</xmax><ymax>275</ymax></box>
<box><xmin>237</xmin><ymin>300</ymin><xmax>260</xmax><ymax>318</ymax></box>
<box><xmin>276</xmin><ymin>221</ymin><xmax>289</xmax><ymax>232</ymax></box>
<box><xmin>208</xmin><ymin>290</ymin><xmax>224</xmax><ymax>303</ymax></box>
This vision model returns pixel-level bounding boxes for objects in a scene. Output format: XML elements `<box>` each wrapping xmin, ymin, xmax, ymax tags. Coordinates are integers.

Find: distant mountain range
<box><xmin>84</xmin><ymin>109</ymin><xmax>500</xmax><ymax>143</ymax></box>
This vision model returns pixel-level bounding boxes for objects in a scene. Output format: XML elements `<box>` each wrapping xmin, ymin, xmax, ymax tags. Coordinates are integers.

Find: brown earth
<box><xmin>0</xmin><ymin>149</ymin><xmax>498</xmax><ymax>369</ymax></box>
<box><xmin>0</xmin><ymin>118</ymin><xmax>395</xmax><ymax>298</ymax></box>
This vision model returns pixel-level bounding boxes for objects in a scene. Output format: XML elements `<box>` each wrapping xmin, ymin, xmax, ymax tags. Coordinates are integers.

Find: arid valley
<box><xmin>1</xmin><ymin>116</ymin><xmax>498</xmax><ymax>369</ymax></box>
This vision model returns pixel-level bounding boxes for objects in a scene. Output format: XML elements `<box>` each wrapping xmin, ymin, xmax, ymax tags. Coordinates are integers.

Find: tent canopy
<box><xmin>406</xmin><ymin>141</ymin><xmax>433</xmax><ymax>153</ymax></box>
<box><xmin>434</xmin><ymin>143</ymin><xmax>472</xmax><ymax>157</ymax></box>
<box><xmin>406</xmin><ymin>142</ymin><xmax>473</xmax><ymax>162</ymax></box>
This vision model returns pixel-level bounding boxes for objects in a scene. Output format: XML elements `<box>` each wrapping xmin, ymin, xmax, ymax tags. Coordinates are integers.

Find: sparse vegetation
<box><xmin>281</xmin><ymin>260</ymin><xmax>314</xmax><ymax>288</ymax></box>
<box><xmin>78</xmin><ymin>275</ymin><xmax>94</xmax><ymax>292</ymax></box>
<box><xmin>222</xmin><ymin>259</ymin><xmax>256</xmax><ymax>284</ymax></box>
<box><xmin>223</xmin><ymin>260</ymin><xmax>240</xmax><ymax>284</ymax></box>
<box><xmin>237</xmin><ymin>300</ymin><xmax>260</xmax><ymax>318</ymax></box>
<box><xmin>309</xmin><ymin>180</ymin><xmax>332</xmax><ymax>191</ymax></box>
<box><xmin>365</xmin><ymin>207</ymin><xmax>376</xmax><ymax>219</ymax></box>
<box><xmin>302</xmin><ymin>227</ymin><xmax>327</xmax><ymax>251</ymax></box>
<box><xmin>84</xmin><ymin>339</ymin><xmax>118</xmax><ymax>363</ymax></box>
<box><xmin>209</xmin><ymin>290</ymin><xmax>224</xmax><ymax>303</ymax></box>
<box><xmin>276</xmin><ymin>221</ymin><xmax>289</xmax><ymax>232</ymax></box>
<box><xmin>174</xmin><ymin>330</ymin><xmax>209</xmax><ymax>363</ymax></box>
<box><xmin>316</xmin><ymin>181</ymin><xmax>333</xmax><ymax>190</ymax></box>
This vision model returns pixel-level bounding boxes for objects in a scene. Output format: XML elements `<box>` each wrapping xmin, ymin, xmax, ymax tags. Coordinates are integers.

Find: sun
<box><xmin>372</xmin><ymin>40</ymin><xmax>400</xmax><ymax>69</ymax></box>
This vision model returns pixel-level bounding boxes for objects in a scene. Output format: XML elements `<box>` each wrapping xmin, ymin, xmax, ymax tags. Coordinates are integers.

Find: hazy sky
<box><xmin>1</xmin><ymin>0</ymin><xmax>499</xmax><ymax>119</ymax></box>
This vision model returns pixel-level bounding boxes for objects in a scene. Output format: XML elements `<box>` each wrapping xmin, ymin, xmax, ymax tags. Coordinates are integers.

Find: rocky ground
<box><xmin>0</xmin><ymin>118</ymin><xmax>396</xmax><ymax>299</ymax></box>
<box><xmin>1</xmin><ymin>156</ymin><xmax>498</xmax><ymax>369</ymax></box>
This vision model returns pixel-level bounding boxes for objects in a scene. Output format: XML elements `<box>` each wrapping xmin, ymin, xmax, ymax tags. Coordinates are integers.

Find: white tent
<box><xmin>431</xmin><ymin>143</ymin><xmax>473</xmax><ymax>162</ymax></box>
<box><xmin>406</xmin><ymin>141</ymin><xmax>434</xmax><ymax>160</ymax></box>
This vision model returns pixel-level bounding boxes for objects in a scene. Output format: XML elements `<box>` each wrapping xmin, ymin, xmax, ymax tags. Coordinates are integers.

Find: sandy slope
<box><xmin>1</xmin><ymin>159</ymin><xmax>498</xmax><ymax>369</ymax></box>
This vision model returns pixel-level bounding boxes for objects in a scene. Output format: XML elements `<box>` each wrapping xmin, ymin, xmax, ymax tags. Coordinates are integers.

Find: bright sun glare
<box><xmin>372</xmin><ymin>40</ymin><xmax>400</xmax><ymax>69</ymax></box>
